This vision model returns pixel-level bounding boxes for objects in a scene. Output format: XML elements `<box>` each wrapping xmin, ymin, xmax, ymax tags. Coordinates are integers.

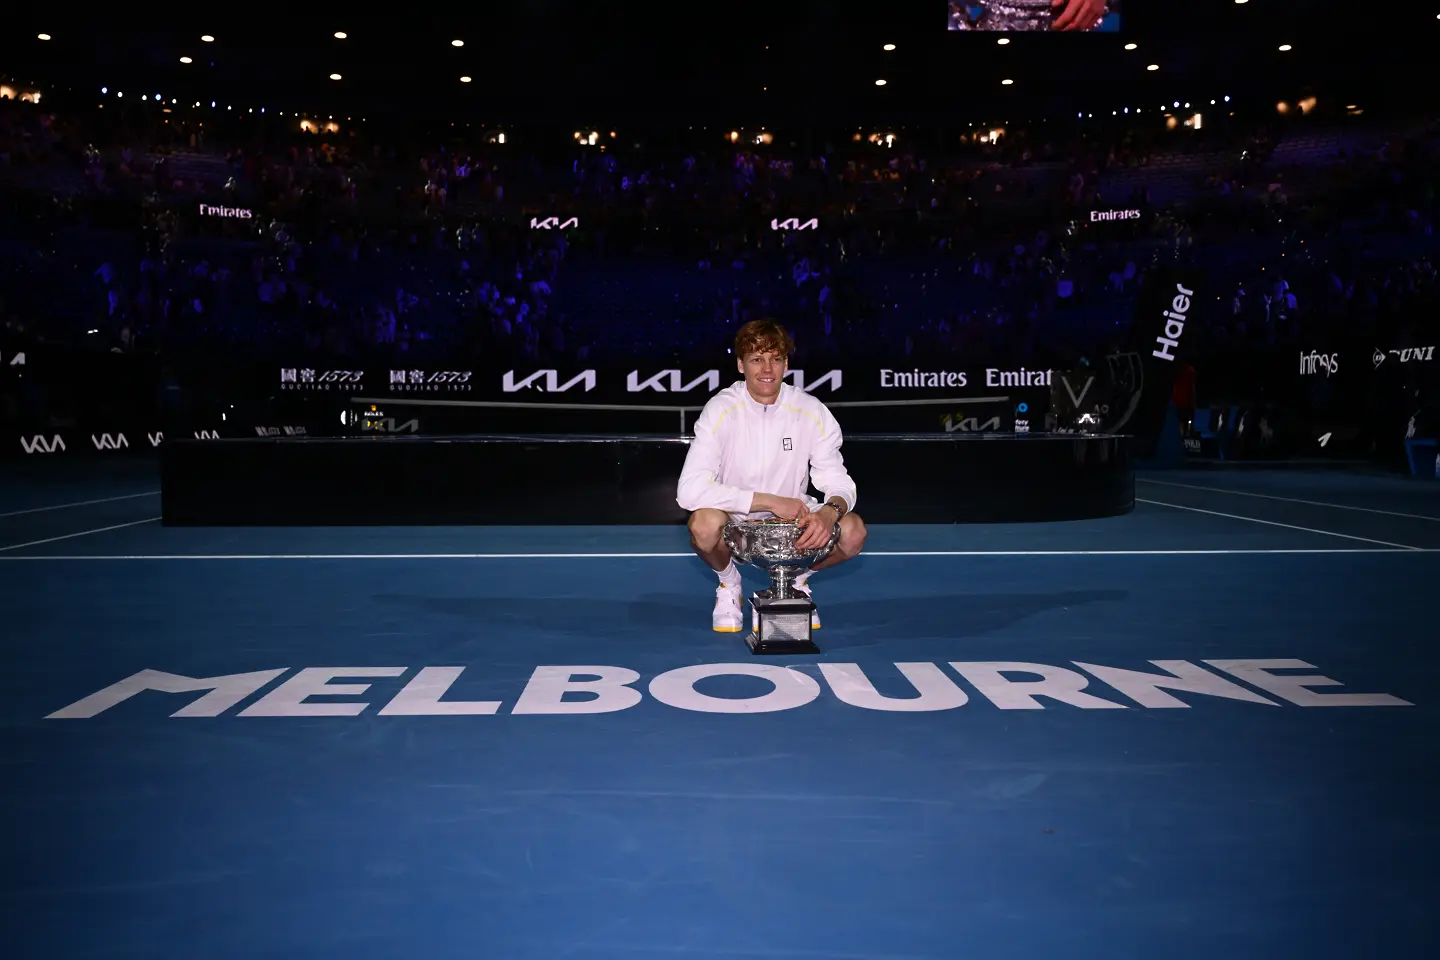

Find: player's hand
<box><xmin>1052</xmin><ymin>0</ymin><xmax>1106</xmax><ymax>30</ymax></box>
<box><xmin>765</xmin><ymin>495</ymin><xmax>808</xmax><ymax>520</ymax></box>
<box><xmin>795</xmin><ymin>506</ymin><xmax>838</xmax><ymax>550</ymax></box>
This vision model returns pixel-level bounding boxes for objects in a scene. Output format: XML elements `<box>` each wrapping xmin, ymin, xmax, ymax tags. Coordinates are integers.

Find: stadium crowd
<box><xmin>1</xmin><ymin>93</ymin><xmax>1437</xmax><ymax>450</ymax></box>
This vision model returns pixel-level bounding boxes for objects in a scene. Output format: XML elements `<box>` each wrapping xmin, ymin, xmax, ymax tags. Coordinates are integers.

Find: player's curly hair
<box><xmin>734</xmin><ymin>319</ymin><xmax>795</xmax><ymax>359</ymax></box>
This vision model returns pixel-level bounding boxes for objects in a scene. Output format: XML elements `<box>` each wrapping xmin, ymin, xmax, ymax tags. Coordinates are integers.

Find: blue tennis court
<box><xmin>2</xmin><ymin>463</ymin><xmax>1436</xmax><ymax>959</ymax></box>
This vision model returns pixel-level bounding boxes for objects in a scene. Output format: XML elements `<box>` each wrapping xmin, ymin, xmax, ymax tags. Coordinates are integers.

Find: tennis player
<box><xmin>676</xmin><ymin>319</ymin><xmax>867</xmax><ymax>632</ymax></box>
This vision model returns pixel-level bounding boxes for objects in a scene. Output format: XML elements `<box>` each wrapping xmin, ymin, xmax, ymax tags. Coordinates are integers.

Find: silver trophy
<box><xmin>723</xmin><ymin>517</ymin><xmax>841</xmax><ymax>654</ymax></box>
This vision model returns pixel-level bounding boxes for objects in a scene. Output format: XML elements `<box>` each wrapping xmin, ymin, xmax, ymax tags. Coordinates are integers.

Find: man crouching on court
<box><xmin>677</xmin><ymin>319</ymin><xmax>867</xmax><ymax>631</ymax></box>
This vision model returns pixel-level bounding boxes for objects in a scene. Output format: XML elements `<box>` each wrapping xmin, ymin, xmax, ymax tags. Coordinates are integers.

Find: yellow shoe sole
<box><xmin>713</xmin><ymin>625</ymin><xmax>743</xmax><ymax>633</ymax></box>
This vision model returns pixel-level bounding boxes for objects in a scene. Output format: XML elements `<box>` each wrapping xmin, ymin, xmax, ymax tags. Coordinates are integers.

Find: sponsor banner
<box><xmin>1087</xmin><ymin>207</ymin><xmax>1144</xmax><ymax>224</ymax></box>
<box><xmin>198</xmin><ymin>203</ymin><xmax>254</xmax><ymax>219</ymax></box>
<box><xmin>4</xmin><ymin>427</ymin><xmax>235</xmax><ymax>459</ymax></box>
<box><xmin>1373</xmin><ymin>345</ymin><xmax>1436</xmax><ymax>370</ymax></box>
<box><xmin>45</xmin><ymin>659</ymin><xmax>1412</xmax><ymax>720</ymax></box>
<box><xmin>1125</xmin><ymin>266</ymin><xmax>1204</xmax><ymax>457</ymax></box>
<box><xmin>1299</xmin><ymin>349</ymin><xmax>1342</xmax><ymax>377</ymax></box>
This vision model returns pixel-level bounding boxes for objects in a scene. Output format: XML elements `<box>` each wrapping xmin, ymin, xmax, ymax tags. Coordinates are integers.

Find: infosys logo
<box><xmin>199</xmin><ymin>203</ymin><xmax>254</xmax><ymax>219</ymax></box>
<box><xmin>1299</xmin><ymin>351</ymin><xmax>1340</xmax><ymax>377</ymax></box>
<box><xmin>1090</xmin><ymin>208</ymin><xmax>1142</xmax><ymax>222</ymax></box>
<box><xmin>1152</xmin><ymin>282</ymin><xmax>1195</xmax><ymax>362</ymax></box>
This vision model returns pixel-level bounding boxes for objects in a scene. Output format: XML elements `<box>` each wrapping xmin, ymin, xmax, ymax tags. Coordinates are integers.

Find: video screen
<box><xmin>948</xmin><ymin>0</ymin><xmax>1122</xmax><ymax>32</ymax></box>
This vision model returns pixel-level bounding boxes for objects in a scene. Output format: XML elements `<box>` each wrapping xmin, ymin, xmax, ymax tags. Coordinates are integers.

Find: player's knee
<box><xmin>688</xmin><ymin>509</ymin><xmax>727</xmax><ymax>549</ymax></box>
<box><xmin>841</xmin><ymin>513</ymin><xmax>867</xmax><ymax>555</ymax></box>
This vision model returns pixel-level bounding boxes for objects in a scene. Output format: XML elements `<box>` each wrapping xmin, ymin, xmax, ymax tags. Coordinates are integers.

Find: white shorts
<box><xmin>728</xmin><ymin>495</ymin><xmax>821</xmax><ymax>525</ymax></box>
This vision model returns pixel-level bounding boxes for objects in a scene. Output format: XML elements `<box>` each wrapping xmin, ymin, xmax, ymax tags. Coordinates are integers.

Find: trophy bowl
<box><xmin>722</xmin><ymin>516</ymin><xmax>841</xmax><ymax>655</ymax></box>
<box><xmin>722</xmin><ymin>517</ymin><xmax>840</xmax><ymax>600</ymax></box>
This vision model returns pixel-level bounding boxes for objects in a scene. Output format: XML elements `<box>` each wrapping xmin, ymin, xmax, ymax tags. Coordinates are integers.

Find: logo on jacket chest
<box><xmin>783</xmin><ymin>438</ymin><xmax>793</xmax><ymax>451</ymax></box>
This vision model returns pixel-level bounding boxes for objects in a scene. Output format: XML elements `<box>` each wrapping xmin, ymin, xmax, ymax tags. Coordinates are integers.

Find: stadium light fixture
<box><xmin>1002</xmin><ymin>79</ymin><xmax>1014</xmax><ymax>85</ymax></box>
<box><xmin>334</xmin><ymin>31</ymin><xmax>348</xmax><ymax>39</ymax></box>
<box><xmin>460</xmin><ymin>76</ymin><xmax>472</xmax><ymax>83</ymax></box>
<box><xmin>180</xmin><ymin>57</ymin><xmax>192</xmax><ymax>64</ymax></box>
<box><xmin>1146</xmin><ymin>64</ymin><xmax>1159</xmax><ymax>71</ymax></box>
<box><xmin>37</xmin><ymin>33</ymin><xmax>51</xmax><ymax>40</ymax></box>
<box><xmin>451</xmin><ymin>39</ymin><xmax>464</xmax><ymax>47</ymax></box>
<box><xmin>883</xmin><ymin>43</ymin><xmax>896</xmax><ymax>50</ymax></box>
<box><xmin>1124</xmin><ymin>43</ymin><xmax>1137</xmax><ymax>50</ymax></box>
<box><xmin>1278</xmin><ymin>44</ymin><xmax>1292</xmax><ymax>51</ymax></box>
<box><xmin>201</xmin><ymin>35</ymin><xmax>214</xmax><ymax>42</ymax></box>
<box><xmin>330</xmin><ymin>73</ymin><xmax>342</xmax><ymax>80</ymax></box>
<box><xmin>875</xmin><ymin>79</ymin><xmax>887</xmax><ymax>86</ymax></box>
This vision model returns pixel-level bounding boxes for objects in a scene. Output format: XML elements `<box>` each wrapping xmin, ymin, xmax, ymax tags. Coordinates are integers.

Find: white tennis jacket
<box><xmin>676</xmin><ymin>380</ymin><xmax>857</xmax><ymax>517</ymax></box>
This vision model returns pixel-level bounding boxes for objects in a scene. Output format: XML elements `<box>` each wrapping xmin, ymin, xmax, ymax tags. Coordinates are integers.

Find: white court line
<box><xmin>0</xmin><ymin>548</ymin><xmax>1433</xmax><ymax>560</ymax></box>
<box><xmin>1138</xmin><ymin>478</ymin><xmax>1440</xmax><ymax>521</ymax></box>
<box><xmin>1136</xmin><ymin>498</ymin><xmax>1423</xmax><ymax>550</ymax></box>
<box><xmin>0</xmin><ymin>491</ymin><xmax>160</xmax><ymax>519</ymax></box>
<box><xmin>0</xmin><ymin>517</ymin><xmax>162</xmax><ymax>553</ymax></box>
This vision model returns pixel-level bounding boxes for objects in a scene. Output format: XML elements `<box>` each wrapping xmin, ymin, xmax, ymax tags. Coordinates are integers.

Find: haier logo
<box><xmin>1299</xmin><ymin>351</ymin><xmax>1340</xmax><ymax>377</ymax></box>
<box><xmin>627</xmin><ymin>370</ymin><xmax>721</xmax><ymax>393</ymax></box>
<box><xmin>20</xmin><ymin>435</ymin><xmax>64</xmax><ymax>454</ymax></box>
<box><xmin>770</xmin><ymin>218</ymin><xmax>819</xmax><ymax>231</ymax></box>
<box><xmin>880</xmin><ymin>369</ymin><xmax>968</xmax><ymax>389</ymax></box>
<box><xmin>43</xmin><ymin>658</ymin><xmax>1412</xmax><ymax>720</ymax></box>
<box><xmin>1152</xmin><ymin>282</ymin><xmax>1195</xmax><ymax>362</ymax></box>
<box><xmin>1090</xmin><ymin>208</ymin><xmax>1142</xmax><ymax>222</ymax></box>
<box><xmin>198</xmin><ymin>203</ymin><xmax>254</xmax><ymax>219</ymax></box>
<box><xmin>529</xmin><ymin>217</ymin><xmax>579</xmax><ymax>230</ymax></box>
<box><xmin>91</xmin><ymin>433</ymin><xmax>129</xmax><ymax>450</ymax></box>
<box><xmin>1373</xmin><ymin>346</ymin><xmax>1435</xmax><ymax>368</ymax></box>
<box><xmin>986</xmin><ymin>368</ymin><xmax>1052</xmax><ymax>388</ymax></box>
<box><xmin>785</xmin><ymin>369</ymin><xmax>842</xmax><ymax>393</ymax></box>
<box><xmin>502</xmin><ymin>370</ymin><xmax>596</xmax><ymax>393</ymax></box>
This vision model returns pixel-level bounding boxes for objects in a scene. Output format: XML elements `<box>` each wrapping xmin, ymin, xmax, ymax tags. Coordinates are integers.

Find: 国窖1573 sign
<box><xmin>46</xmin><ymin>659</ymin><xmax>1412</xmax><ymax>719</ymax></box>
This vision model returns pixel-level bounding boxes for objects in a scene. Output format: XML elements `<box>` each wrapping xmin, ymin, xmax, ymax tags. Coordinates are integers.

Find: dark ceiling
<box><xmin>2</xmin><ymin>2</ymin><xmax>1432</xmax><ymax>128</ymax></box>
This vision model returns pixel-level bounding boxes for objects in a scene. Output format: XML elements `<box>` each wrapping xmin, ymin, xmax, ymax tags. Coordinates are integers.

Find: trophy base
<box><xmin>745</xmin><ymin>595</ymin><xmax>819</xmax><ymax>655</ymax></box>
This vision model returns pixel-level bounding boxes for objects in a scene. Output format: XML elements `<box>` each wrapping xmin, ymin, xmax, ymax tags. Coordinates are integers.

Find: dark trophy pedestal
<box><xmin>746</xmin><ymin>592</ymin><xmax>819</xmax><ymax>655</ymax></box>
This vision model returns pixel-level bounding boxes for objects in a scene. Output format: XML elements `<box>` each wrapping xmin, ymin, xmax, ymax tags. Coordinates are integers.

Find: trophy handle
<box><xmin>722</xmin><ymin>521</ymin><xmax>744</xmax><ymax>560</ymax></box>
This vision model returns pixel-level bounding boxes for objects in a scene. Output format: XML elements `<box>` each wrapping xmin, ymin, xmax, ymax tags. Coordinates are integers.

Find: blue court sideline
<box><xmin>1</xmin><ymin>464</ymin><xmax>1437</xmax><ymax>959</ymax></box>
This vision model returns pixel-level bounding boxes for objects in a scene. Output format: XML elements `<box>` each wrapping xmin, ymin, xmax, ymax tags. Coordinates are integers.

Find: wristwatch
<box><xmin>824</xmin><ymin>497</ymin><xmax>848</xmax><ymax>521</ymax></box>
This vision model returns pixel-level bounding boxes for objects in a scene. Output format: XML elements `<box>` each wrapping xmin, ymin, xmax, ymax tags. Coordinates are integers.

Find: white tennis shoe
<box><xmin>712</xmin><ymin>580</ymin><xmax>743</xmax><ymax>632</ymax></box>
<box><xmin>796</xmin><ymin>581</ymin><xmax>821</xmax><ymax>630</ymax></box>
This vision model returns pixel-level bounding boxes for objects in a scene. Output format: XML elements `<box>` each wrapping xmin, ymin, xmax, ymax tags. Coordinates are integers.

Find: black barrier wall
<box><xmin>161</xmin><ymin>434</ymin><xmax>1135</xmax><ymax>526</ymax></box>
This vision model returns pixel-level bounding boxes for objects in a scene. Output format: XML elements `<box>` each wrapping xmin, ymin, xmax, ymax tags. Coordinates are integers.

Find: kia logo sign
<box><xmin>199</xmin><ymin>203</ymin><xmax>254</xmax><ymax>219</ymax></box>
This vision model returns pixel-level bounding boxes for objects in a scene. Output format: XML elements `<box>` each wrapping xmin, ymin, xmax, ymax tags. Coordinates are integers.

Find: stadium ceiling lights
<box><xmin>1278</xmin><ymin>44</ymin><xmax>1293</xmax><ymax>51</ymax></box>
<box><xmin>37</xmin><ymin>33</ymin><xmax>51</xmax><ymax>40</ymax></box>
<box><xmin>997</xmin><ymin>38</ymin><xmax>1011</xmax><ymax>45</ymax></box>
<box><xmin>180</xmin><ymin>57</ymin><xmax>192</xmax><ymax>64</ymax></box>
<box><xmin>875</xmin><ymin>79</ymin><xmax>887</xmax><ymax>86</ymax></box>
<box><xmin>334</xmin><ymin>31</ymin><xmax>348</xmax><ymax>39</ymax></box>
<box><xmin>1146</xmin><ymin>64</ymin><xmax>1159</xmax><ymax>71</ymax></box>
<box><xmin>201</xmin><ymin>35</ymin><xmax>215</xmax><ymax>42</ymax></box>
<box><xmin>1124</xmin><ymin>42</ymin><xmax>1137</xmax><ymax>50</ymax></box>
<box><xmin>883</xmin><ymin>43</ymin><xmax>896</xmax><ymax>50</ymax></box>
<box><xmin>451</xmin><ymin>39</ymin><xmax>464</xmax><ymax>47</ymax></box>
<box><xmin>1001</xmin><ymin>78</ymin><xmax>1014</xmax><ymax>85</ymax></box>
<box><xmin>329</xmin><ymin>73</ymin><xmax>342</xmax><ymax>80</ymax></box>
<box><xmin>460</xmin><ymin>76</ymin><xmax>472</xmax><ymax>83</ymax></box>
